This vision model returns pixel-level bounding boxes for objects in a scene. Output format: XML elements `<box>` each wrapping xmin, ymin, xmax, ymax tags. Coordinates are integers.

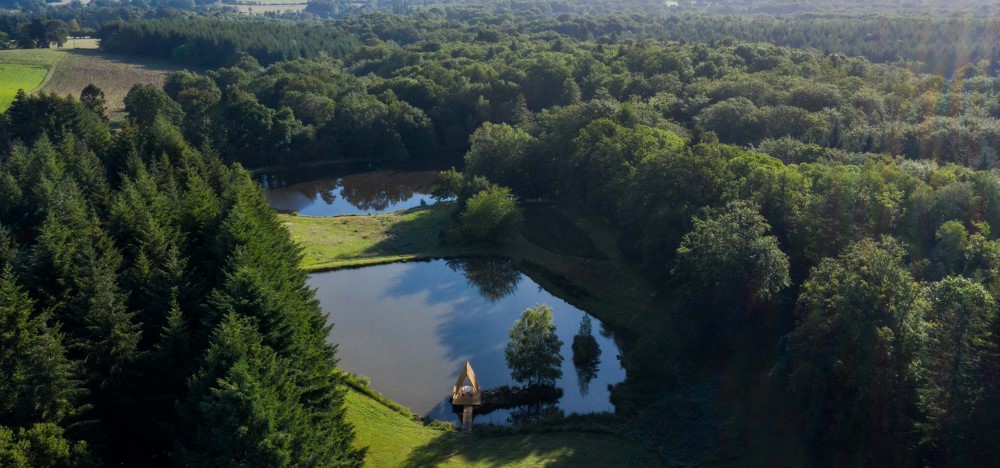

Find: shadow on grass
<box><xmin>520</xmin><ymin>204</ymin><xmax>608</xmax><ymax>260</ymax></box>
<box><xmin>361</xmin><ymin>203</ymin><xmax>461</xmax><ymax>258</ymax></box>
<box><xmin>400</xmin><ymin>432</ymin><xmax>608</xmax><ymax>468</ymax></box>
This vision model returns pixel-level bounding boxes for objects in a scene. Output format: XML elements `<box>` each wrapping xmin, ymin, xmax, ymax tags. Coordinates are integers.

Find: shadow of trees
<box><xmin>400</xmin><ymin>431</ymin><xmax>622</xmax><ymax>468</ymax></box>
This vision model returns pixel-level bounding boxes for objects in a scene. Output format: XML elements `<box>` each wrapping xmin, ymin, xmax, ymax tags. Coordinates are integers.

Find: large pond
<box><xmin>309</xmin><ymin>258</ymin><xmax>625</xmax><ymax>425</ymax></box>
<box><xmin>263</xmin><ymin>169</ymin><xmax>441</xmax><ymax>216</ymax></box>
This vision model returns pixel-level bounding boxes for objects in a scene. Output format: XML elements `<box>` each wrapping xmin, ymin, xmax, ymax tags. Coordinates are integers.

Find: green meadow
<box><xmin>0</xmin><ymin>49</ymin><xmax>65</xmax><ymax>110</ymax></box>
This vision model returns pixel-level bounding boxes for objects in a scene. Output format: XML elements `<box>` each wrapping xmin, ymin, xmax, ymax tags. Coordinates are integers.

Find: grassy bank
<box><xmin>281</xmin><ymin>203</ymin><xmax>484</xmax><ymax>270</ymax></box>
<box><xmin>344</xmin><ymin>388</ymin><xmax>659</xmax><ymax>467</ymax></box>
<box><xmin>281</xmin><ymin>203</ymin><xmax>665</xmax><ymax>330</ymax></box>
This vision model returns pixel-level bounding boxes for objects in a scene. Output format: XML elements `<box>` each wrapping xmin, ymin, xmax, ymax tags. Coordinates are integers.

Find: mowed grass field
<box><xmin>344</xmin><ymin>389</ymin><xmax>660</xmax><ymax>467</ymax></box>
<box><xmin>280</xmin><ymin>204</ymin><xmax>482</xmax><ymax>270</ymax></box>
<box><xmin>0</xmin><ymin>48</ymin><xmax>65</xmax><ymax>109</ymax></box>
<box><xmin>0</xmin><ymin>40</ymin><xmax>183</xmax><ymax>117</ymax></box>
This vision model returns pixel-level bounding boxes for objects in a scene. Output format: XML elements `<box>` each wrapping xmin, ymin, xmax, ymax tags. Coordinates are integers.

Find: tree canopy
<box><xmin>505</xmin><ymin>305</ymin><xmax>564</xmax><ymax>387</ymax></box>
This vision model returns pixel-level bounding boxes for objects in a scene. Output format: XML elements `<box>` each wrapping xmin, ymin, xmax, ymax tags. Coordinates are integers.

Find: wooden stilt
<box><xmin>462</xmin><ymin>406</ymin><xmax>474</xmax><ymax>432</ymax></box>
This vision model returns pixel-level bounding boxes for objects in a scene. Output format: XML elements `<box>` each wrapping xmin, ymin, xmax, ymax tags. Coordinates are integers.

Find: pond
<box><xmin>309</xmin><ymin>258</ymin><xmax>626</xmax><ymax>425</ymax></box>
<box><xmin>263</xmin><ymin>169</ymin><xmax>441</xmax><ymax>216</ymax></box>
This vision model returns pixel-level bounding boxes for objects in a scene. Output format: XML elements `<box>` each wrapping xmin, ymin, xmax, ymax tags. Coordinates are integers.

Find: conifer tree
<box><xmin>0</xmin><ymin>268</ymin><xmax>82</xmax><ymax>429</ymax></box>
<box><xmin>178</xmin><ymin>314</ymin><xmax>362</xmax><ymax>467</ymax></box>
<box><xmin>203</xmin><ymin>170</ymin><xmax>362</xmax><ymax>465</ymax></box>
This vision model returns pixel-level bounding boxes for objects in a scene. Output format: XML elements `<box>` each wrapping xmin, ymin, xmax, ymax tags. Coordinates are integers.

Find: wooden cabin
<box><xmin>451</xmin><ymin>361</ymin><xmax>481</xmax><ymax>406</ymax></box>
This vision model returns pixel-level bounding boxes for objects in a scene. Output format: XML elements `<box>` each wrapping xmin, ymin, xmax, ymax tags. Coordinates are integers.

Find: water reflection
<box><xmin>309</xmin><ymin>259</ymin><xmax>625</xmax><ymax>425</ymax></box>
<box><xmin>265</xmin><ymin>170</ymin><xmax>441</xmax><ymax>216</ymax></box>
<box><xmin>508</xmin><ymin>402</ymin><xmax>563</xmax><ymax>427</ymax></box>
<box><xmin>572</xmin><ymin>316</ymin><xmax>602</xmax><ymax>397</ymax></box>
<box><xmin>445</xmin><ymin>257</ymin><xmax>522</xmax><ymax>303</ymax></box>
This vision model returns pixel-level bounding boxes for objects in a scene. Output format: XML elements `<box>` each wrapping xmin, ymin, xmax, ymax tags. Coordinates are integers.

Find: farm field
<box><xmin>39</xmin><ymin>48</ymin><xmax>185</xmax><ymax>119</ymax></box>
<box><xmin>0</xmin><ymin>41</ymin><xmax>183</xmax><ymax>117</ymax></box>
<box><xmin>0</xmin><ymin>48</ymin><xmax>66</xmax><ymax>109</ymax></box>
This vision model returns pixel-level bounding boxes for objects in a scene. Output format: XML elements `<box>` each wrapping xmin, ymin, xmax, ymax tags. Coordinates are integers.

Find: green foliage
<box><xmin>0</xmin><ymin>111</ymin><xmax>360</xmax><ymax>464</ymax></box>
<box><xmin>505</xmin><ymin>305</ymin><xmax>564</xmax><ymax>387</ymax></box>
<box><xmin>458</xmin><ymin>185</ymin><xmax>520</xmax><ymax>242</ymax></box>
<box><xmin>0</xmin><ymin>269</ymin><xmax>82</xmax><ymax>429</ymax></box>
<box><xmin>920</xmin><ymin>277</ymin><xmax>998</xmax><ymax>464</ymax></box>
<box><xmin>464</xmin><ymin>123</ymin><xmax>535</xmax><ymax>192</ymax></box>
<box><xmin>178</xmin><ymin>314</ymin><xmax>363</xmax><ymax>467</ymax></box>
<box><xmin>674</xmin><ymin>200</ymin><xmax>790</xmax><ymax>324</ymax></box>
<box><xmin>97</xmin><ymin>17</ymin><xmax>359</xmax><ymax>68</ymax></box>
<box><xmin>123</xmin><ymin>84</ymin><xmax>184</xmax><ymax>128</ymax></box>
<box><xmin>3</xmin><ymin>90</ymin><xmax>110</xmax><ymax>150</ymax></box>
<box><xmin>0</xmin><ymin>423</ymin><xmax>90</xmax><ymax>468</ymax></box>
<box><xmin>6</xmin><ymin>6</ymin><xmax>1000</xmax><ymax>465</ymax></box>
<box><xmin>79</xmin><ymin>85</ymin><xmax>106</xmax><ymax>122</ymax></box>
<box><xmin>785</xmin><ymin>239</ymin><xmax>927</xmax><ymax>466</ymax></box>
<box><xmin>932</xmin><ymin>221</ymin><xmax>969</xmax><ymax>278</ymax></box>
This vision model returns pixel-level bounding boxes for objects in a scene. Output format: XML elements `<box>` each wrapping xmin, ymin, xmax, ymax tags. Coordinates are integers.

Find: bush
<box><xmin>458</xmin><ymin>186</ymin><xmax>520</xmax><ymax>242</ymax></box>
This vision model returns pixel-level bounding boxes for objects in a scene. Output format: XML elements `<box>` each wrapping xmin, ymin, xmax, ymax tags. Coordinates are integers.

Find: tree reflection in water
<box><xmin>263</xmin><ymin>170</ymin><xmax>441</xmax><ymax>215</ymax></box>
<box><xmin>338</xmin><ymin>171</ymin><xmax>438</xmax><ymax>212</ymax></box>
<box><xmin>446</xmin><ymin>257</ymin><xmax>523</xmax><ymax>303</ymax></box>
<box><xmin>507</xmin><ymin>402</ymin><xmax>563</xmax><ymax>427</ymax></box>
<box><xmin>572</xmin><ymin>316</ymin><xmax>602</xmax><ymax>396</ymax></box>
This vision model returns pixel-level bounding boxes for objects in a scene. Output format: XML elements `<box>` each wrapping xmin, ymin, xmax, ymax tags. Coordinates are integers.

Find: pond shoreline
<box><xmin>280</xmin><ymin>203</ymin><xmax>666</xmax><ymax>334</ymax></box>
<box><xmin>279</xmin><ymin>193</ymin><xmax>668</xmax><ymax>464</ymax></box>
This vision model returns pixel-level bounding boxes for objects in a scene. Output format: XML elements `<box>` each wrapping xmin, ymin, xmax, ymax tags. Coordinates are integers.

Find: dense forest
<box><xmin>2</xmin><ymin>2</ymin><xmax>1000</xmax><ymax>466</ymax></box>
<box><xmin>89</xmin><ymin>12</ymin><xmax>1000</xmax><ymax>173</ymax></box>
<box><xmin>0</xmin><ymin>91</ymin><xmax>362</xmax><ymax>465</ymax></box>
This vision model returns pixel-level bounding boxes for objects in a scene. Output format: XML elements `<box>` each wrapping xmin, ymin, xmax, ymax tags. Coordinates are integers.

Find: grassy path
<box><xmin>344</xmin><ymin>389</ymin><xmax>660</xmax><ymax>467</ymax></box>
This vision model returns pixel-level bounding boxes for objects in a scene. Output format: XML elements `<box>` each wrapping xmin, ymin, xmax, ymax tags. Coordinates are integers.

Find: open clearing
<box><xmin>0</xmin><ymin>41</ymin><xmax>183</xmax><ymax>117</ymax></box>
<box><xmin>344</xmin><ymin>389</ymin><xmax>659</xmax><ymax>467</ymax></box>
<box><xmin>281</xmin><ymin>204</ymin><xmax>480</xmax><ymax>270</ymax></box>
<box><xmin>39</xmin><ymin>48</ymin><xmax>185</xmax><ymax>119</ymax></box>
<box><xmin>0</xmin><ymin>49</ymin><xmax>65</xmax><ymax>109</ymax></box>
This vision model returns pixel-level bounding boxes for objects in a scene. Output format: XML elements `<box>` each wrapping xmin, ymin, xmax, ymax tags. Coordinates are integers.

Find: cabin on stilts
<box><xmin>451</xmin><ymin>361</ymin><xmax>481</xmax><ymax>432</ymax></box>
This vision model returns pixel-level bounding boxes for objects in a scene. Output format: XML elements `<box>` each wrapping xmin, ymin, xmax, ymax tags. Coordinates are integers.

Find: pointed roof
<box><xmin>453</xmin><ymin>361</ymin><xmax>480</xmax><ymax>394</ymax></box>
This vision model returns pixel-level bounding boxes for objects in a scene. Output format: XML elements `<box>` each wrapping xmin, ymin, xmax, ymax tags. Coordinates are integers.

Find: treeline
<box><xmin>664</xmin><ymin>0</ymin><xmax>998</xmax><ymax>15</ymax></box>
<box><xmin>0</xmin><ymin>16</ymin><xmax>68</xmax><ymax>49</ymax></box>
<box><xmin>0</xmin><ymin>90</ymin><xmax>362</xmax><ymax>465</ymax></box>
<box><xmin>576</xmin><ymin>13</ymin><xmax>1000</xmax><ymax>77</ymax></box>
<box><xmin>85</xmin><ymin>9</ymin><xmax>1000</xmax><ymax>78</ymax></box>
<box><xmin>97</xmin><ymin>16</ymin><xmax>360</xmax><ymax>67</ymax></box>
